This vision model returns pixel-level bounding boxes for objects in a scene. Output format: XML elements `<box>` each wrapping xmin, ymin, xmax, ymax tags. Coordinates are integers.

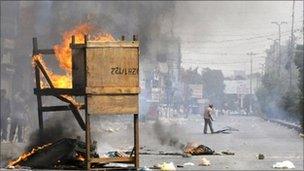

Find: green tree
<box><xmin>294</xmin><ymin>44</ymin><xmax>304</xmax><ymax>129</ymax></box>
<box><xmin>201</xmin><ymin>68</ymin><xmax>225</xmax><ymax>108</ymax></box>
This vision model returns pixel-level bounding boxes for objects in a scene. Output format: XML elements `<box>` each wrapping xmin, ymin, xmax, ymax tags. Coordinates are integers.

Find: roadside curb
<box><xmin>260</xmin><ymin>115</ymin><xmax>303</xmax><ymax>133</ymax></box>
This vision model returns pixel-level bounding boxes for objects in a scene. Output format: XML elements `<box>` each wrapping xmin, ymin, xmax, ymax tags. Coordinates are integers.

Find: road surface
<box><xmin>1</xmin><ymin>114</ymin><xmax>303</xmax><ymax>170</ymax></box>
<box><xmin>101</xmin><ymin>114</ymin><xmax>303</xmax><ymax>170</ymax></box>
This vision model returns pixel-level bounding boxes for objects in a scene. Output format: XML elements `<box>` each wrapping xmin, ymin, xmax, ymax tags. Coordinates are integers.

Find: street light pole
<box><xmin>289</xmin><ymin>0</ymin><xmax>296</xmax><ymax>88</ymax></box>
<box><xmin>267</xmin><ymin>38</ymin><xmax>279</xmax><ymax>68</ymax></box>
<box><xmin>271</xmin><ymin>21</ymin><xmax>287</xmax><ymax>77</ymax></box>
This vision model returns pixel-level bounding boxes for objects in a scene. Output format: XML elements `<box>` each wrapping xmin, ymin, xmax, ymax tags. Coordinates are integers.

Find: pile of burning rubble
<box><xmin>7</xmin><ymin>138</ymin><xmax>100</xmax><ymax>169</ymax></box>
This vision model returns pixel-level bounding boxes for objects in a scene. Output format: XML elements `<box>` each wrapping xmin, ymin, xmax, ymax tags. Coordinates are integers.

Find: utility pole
<box><xmin>271</xmin><ymin>21</ymin><xmax>287</xmax><ymax>77</ymax></box>
<box><xmin>259</xmin><ymin>63</ymin><xmax>265</xmax><ymax>75</ymax></box>
<box><xmin>289</xmin><ymin>0</ymin><xmax>296</xmax><ymax>88</ymax></box>
<box><xmin>247</xmin><ymin>52</ymin><xmax>256</xmax><ymax>114</ymax></box>
<box><xmin>258</xmin><ymin>63</ymin><xmax>265</xmax><ymax>88</ymax></box>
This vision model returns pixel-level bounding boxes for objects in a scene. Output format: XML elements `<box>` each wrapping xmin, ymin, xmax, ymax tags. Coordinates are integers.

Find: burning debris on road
<box><xmin>183</xmin><ymin>142</ymin><xmax>215</xmax><ymax>155</ymax></box>
<box><xmin>7</xmin><ymin>138</ymin><xmax>99</xmax><ymax>169</ymax></box>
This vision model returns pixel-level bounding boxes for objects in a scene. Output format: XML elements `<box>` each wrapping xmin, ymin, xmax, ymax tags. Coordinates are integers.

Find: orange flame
<box><xmin>40</xmin><ymin>23</ymin><xmax>115</xmax><ymax>89</ymax></box>
<box><xmin>32</xmin><ymin>24</ymin><xmax>115</xmax><ymax>107</ymax></box>
<box><xmin>53</xmin><ymin>23</ymin><xmax>91</xmax><ymax>73</ymax></box>
<box><xmin>53</xmin><ymin>23</ymin><xmax>115</xmax><ymax>74</ymax></box>
<box><xmin>33</xmin><ymin>54</ymin><xmax>72</xmax><ymax>88</ymax></box>
<box><xmin>8</xmin><ymin>143</ymin><xmax>52</xmax><ymax>169</ymax></box>
<box><xmin>33</xmin><ymin>24</ymin><xmax>115</xmax><ymax>88</ymax></box>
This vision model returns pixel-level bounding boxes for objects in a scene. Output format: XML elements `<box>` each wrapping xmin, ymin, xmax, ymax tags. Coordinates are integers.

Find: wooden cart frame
<box><xmin>32</xmin><ymin>35</ymin><xmax>139</xmax><ymax>170</ymax></box>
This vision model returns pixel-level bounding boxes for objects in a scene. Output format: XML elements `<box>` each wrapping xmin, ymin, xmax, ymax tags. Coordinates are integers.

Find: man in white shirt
<box><xmin>203</xmin><ymin>104</ymin><xmax>214</xmax><ymax>134</ymax></box>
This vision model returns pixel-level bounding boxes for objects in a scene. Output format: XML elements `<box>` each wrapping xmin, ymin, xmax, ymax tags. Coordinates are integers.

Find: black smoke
<box><xmin>153</xmin><ymin>119</ymin><xmax>185</xmax><ymax>150</ymax></box>
<box><xmin>26</xmin><ymin>112</ymin><xmax>82</xmax><ymax>150</ymax></box>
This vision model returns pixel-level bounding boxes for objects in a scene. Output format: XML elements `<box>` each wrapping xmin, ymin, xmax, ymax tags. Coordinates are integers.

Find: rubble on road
<box><xmin>257</xmin><ymin>153</ymin><xmax>265</xmax><ymax>160</ymax></box>
<box><xmin>160</xmin><ymin>162</ymin><xmax>176</xmax><ymax>171</ymax></box>
<box><xmin>183</xmin><ymin>162</ymin><xmax>195</xmax><ymax>166</ymax></box>
<box><xmin>106</xmin><ymin>151</ymin><xmax>127</xmax><ymax>158</ymax></box>
<box><xmin>7</xmin><ymin>138</ymin><xmax>99</xmax><ymax>169</ymax></box>
<box><xmin>103</xmin><ymin>163</ymin><xmax>129</xmax><ymax>168</ymax></box>
<box><xmin>221</xmin><ymin>150</ymin><xmax>235</xmax><ymax>155</ymax></box>
<box><xmin>183</xmin><ymin>142</ymin><xmax>214</xmax><ymax>155</ymax></box>
<box><xmin>153</xmin><ymin>163</ymin><xmax>161</xmax><ymax>169</ymax></box>
<box><xmin>214</xmin><ymin>126</ymin><xmax>239</xmax><ymax>134</ymax></box>
<box><xmin>199</xmin><ymin>157</ymin><xmax>211</xmax><ymax>166</ymax></box>
<box><xmin>273</xmin><ymin>160</ymin><xmax>295</xmax><ymax>169</ymax></box>
<box><xmin>182</xmin><ymin>153</ymin><xmax>192</xmax><ymax>158</ymax></box>
<box><xmin>159</xmin><ymin>151</ymin><xmax>182</xmax><ymax>156</ymax></box>
<box><xmin>140</xmin><ymin>166</ymin><xmax>152</xmax><ymax>171</ymax></box>
<box><xmin>176</xmin><ymin>164</ymin><xmax>184</xmax><ymax>168</ymax></box>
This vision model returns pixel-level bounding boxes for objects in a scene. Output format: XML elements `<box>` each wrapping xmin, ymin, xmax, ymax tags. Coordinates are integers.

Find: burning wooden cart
<box><xmin>33</xmin><ymin>35</ymin><xmax>140</xmax><ymax>170</ymax></box>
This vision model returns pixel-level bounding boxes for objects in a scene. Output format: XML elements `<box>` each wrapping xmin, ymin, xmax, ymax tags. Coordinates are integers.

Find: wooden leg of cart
<box><xmin>134</xmin><ymin>114</ymin><xmax>139</xmax><ymax>168</ymax></box>
<box><xmin>33</xmin><ymin>37</ymin><xmax>44</xmax><ymax>134</ymax></box>
<box><xmin>34</xmin><ymin>65</ymin><xmax>44</xmax><ymax>134</ymax></box>
<box><xmin>85</xmin><ymin>97</ymin><xmax>91</xmax><ymax>170</ymax></box>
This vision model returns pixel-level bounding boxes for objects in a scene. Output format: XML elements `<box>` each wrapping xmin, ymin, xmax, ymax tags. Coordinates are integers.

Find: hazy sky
<box><xmin>173</xmin><ymin>1</ymin><xmax>303</xmax><ymax>76</ymax></box>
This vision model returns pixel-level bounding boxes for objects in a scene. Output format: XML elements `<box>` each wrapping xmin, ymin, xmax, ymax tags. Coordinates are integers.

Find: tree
<box><xmin>294</xmin><ymin>44</ymin><xmax>304</xmax><ymax>129</ymax></box>
<box><xmin>201</xmin><ymin>68</ymin><xmax>225</xmax><ymax>108</ymax></box>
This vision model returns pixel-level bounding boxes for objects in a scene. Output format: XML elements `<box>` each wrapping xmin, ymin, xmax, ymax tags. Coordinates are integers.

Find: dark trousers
<box><xmin>1</xmin><ymin>118</ymin><xmax>8</xmax><ymax>141</ymax></box>
<box><xmin>204</xmin><ymin>118</ymin><xmax>214</xmax><ymax>133</ymax></box>
<box><xmin>9</xmin><ymin>118</ymin><xmax>23</xmax><ymax>142</ymax></box>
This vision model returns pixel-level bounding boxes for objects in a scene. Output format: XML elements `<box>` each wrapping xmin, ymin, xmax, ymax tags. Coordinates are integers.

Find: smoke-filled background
<box><xmin>1</xmin><ymin>1</ymin><xmax>303</xmax><ymax>164</ymax></box>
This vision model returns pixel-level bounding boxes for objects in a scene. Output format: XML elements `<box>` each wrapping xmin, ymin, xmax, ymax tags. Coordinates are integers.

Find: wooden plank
<box><xmin>37</xmin><ymin>49</ymin><xmax>55</xmax><ymax>55</ymax></box>
<box><xmin>86</xmin><ymin>47</ymin><xmax>139</xmax><ymax>88</ymax></box>
<box><xmin>35</xmin><ymin>60</ymin><xmax>55</xmax><ymax>88</ymax></box>
<box><xmin>86</xmin><ymin>41</ymin><xmax>139</xmax><ymax>48</ymax></box>
<box><xmin>85</xmin><ymin>98</ymin><xmax>91</xmax><ymax>170</ymax></box>
<box><xmin>90</xmin><ymin>157</ymin><xmax>134</xmax><ymax>164</ymax></box>
<box><xmin>70</xmin><ymin>105</ymin><xmax>86</xmax><ymax>131</ymax></box>
<box><xmin>34</xmin><ymin>65</ymin><xmax>43</xmax><ymax>132</ymax></box>
<box><xmin>33</xmin><ymin>38</ymin><xmax>38</xmax><ymax>55</ymax></box>
<box><xmin>72</xmin><ymin>47</ymin><xmax>86</xmax><ymax>89</ymax></box>
<box><xmin>87</xmin><ymin>95</ymin><xmax>138</xmax><ymax>115</ymax></box>
<box><xmin>86</xmin><ymin>87</ymin><xmax>140</xmax><ymax>95</ymax></box>
<box><xmin>134</xmin><ymin>114</ymin><xmax>139</xmax><ymax>168</ymax></box>
<box><xmin>70</xmin><ymin>44</ymin><xmax>85</xmax><ymax>48</ymax></box>
<box><xmin>34</xmin><ymin>88</ymin><xmax>85</xmax><ymax>96</ymax></box>
<box><xmin>41</xmin><ymin>105</ymin><xmax>71</xmax><ymax>112</ymax></box>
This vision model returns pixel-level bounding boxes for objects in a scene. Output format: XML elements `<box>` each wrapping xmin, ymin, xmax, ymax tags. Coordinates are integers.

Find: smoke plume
<box><xmin>26</xmin><ymin>112</ymin><xmax>82</xmax><ymax>150</ymax></box>
<box><xmin>153</xmin><ymin>119</ymin><xmax>185</xmax><ymax>150</ymax></box>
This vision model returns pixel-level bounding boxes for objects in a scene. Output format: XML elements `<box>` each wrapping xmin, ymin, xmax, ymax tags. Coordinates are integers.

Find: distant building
<box><xmin>1</xmin><ymin>2</ymin><xmax>20</xmax><ymax>98</ymax></box>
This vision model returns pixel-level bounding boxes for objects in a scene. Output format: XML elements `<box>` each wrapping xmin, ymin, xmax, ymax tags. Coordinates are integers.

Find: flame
<box><xmin>35</xmin><ymin>23</ymin><xmax>115</xmax><ymax>88</ymax></box>
<box><xmin>53</xmin><ymin>23</ymin><xmax>91</xmax><ymax>73</ymax></box>
<box><xmin>33</xmin><ymin>54</ymin><xmax>82</xmax><ymax>106</ymax></box>
<box><xmin>53</xmin><ymin>23</ymin><xmax>115</xmax><ymax>74</ymax></box>
<box><xmin>33</xmin><ymin>54</ymin><xmax>72</xmax><ymax>88</ymax></box>
<box><xmin>7</xmin><ymin>143</ymin><xmax>52</xmax><ymax>169</ymax></box>
<box><xmin>32</xmin><ymin>24</ymin><xmax>115</xmax><ymax>107</ymax></box>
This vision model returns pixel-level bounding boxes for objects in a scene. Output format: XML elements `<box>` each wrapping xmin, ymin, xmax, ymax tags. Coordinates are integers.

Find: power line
<box><xmin>181</xmin><ymin>60</ymin><xmax>264</xmax><ymax>65</ymax></box>
<box><xmin>178</xmin><ymin>26</ymin><xmax>303</xmax><ymax>37</ymax></box>
<box><xmin>182</xmin><ymin>30</ymin><xmax>302</xmax><ymax>47</ymax></box>
<box><xmin>181</xmin><ymin>52</ymin><xmax>265</xmax><ymax>56</ymax></box>
<box><xmin>182</xmin><ymin>30</ymin><xmax>298</xmax><ymax>44</ymax></box>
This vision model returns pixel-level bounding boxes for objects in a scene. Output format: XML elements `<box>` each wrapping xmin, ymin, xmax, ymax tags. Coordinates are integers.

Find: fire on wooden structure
<box><xmin>25</xmin><ymin>26</ymin><xmax>140</xmax><ymax>170</ymax></box>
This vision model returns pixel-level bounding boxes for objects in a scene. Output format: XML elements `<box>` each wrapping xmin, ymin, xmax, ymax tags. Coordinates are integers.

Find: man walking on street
<box><xmin>203</xmin><ymin>104</ymin><xmax>214</xmax><ymax>134</ymax></box>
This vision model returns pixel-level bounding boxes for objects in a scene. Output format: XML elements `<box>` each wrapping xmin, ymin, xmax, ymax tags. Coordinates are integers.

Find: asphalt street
<box><xmin>1</xmin><ymin>115</ymin><xmax>303</xmax><ymax>170</ymax></box>
<box><xmin>100</xmin><ymin>114</ymin><xmax>303</xmax><ymax>170</ymax></box>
